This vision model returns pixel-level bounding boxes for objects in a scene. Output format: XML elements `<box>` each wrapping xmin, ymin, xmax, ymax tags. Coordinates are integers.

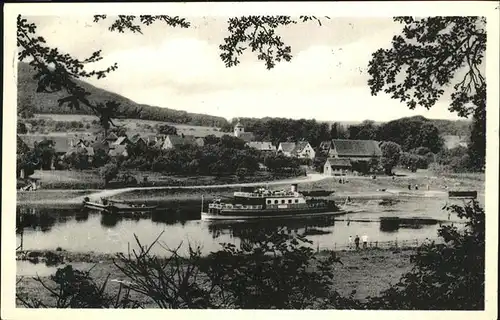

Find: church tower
<box><xmin>234</xmin><ymin>118</ymin><xmax>244</xmax><ymax>138</ymax></box>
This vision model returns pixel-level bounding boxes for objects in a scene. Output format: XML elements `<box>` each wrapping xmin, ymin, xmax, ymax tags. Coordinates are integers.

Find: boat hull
<box><xmin>201</xmin><ymin>209</ymin><xmax>347</xmax><ymax>221</ymax></box>
<box><xmin>83</xmin><ymin>201</ymin><xmax>157</xmax><ymax>213</ymax></box>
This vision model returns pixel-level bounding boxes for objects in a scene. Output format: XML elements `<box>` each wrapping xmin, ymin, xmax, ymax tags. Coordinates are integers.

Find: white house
<box><xmin>323</xmin><ymin>158</ymin><xmax>352</xmax><ymax>176</ymax></box>
<box><xmin>277</xmin><ymin>141</ymin><xmax>315</xmax><ymax>159</ymax></box>
<box><xmin>162</xmin><ymin>135</ymin><xmax>204</xmax><ymax>150</ymax></box>
<box><xmin>292</xmin><ymin>141</ymin><xmax>316</xmax><ymax>159</ymax></box>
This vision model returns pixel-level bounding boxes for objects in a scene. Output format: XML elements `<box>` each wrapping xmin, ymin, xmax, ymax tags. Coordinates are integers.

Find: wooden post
<box><xmin>201</xmin><ymin>195</ymin><xmax>204</xmax><ymax>214</ymax></box>
<box><xmin>375</xmin><ymin>241</ymin><xmax>378</xmax><ymax>248</ymax></box>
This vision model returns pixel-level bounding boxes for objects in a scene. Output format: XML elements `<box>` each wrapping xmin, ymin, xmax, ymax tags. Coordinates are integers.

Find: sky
<box><xmin>27</xmin><ymin>16</ymin><xmax>464</xmax><ymax>122</ymax></box>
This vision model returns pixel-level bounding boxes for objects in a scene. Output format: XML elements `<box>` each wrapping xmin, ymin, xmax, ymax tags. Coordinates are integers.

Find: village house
<box><xmin>277</xmin><ymin>141</ymin><xmax>315</xmax><ymax>159</ymax></box>
<box><xmin>91</xmin><ymin>140</ymin><xmax>110</xmax><ymax>154</ymax></box>
<box><xmin>292</xmin><ymin>141</ymin><xmax>316</xmax><ymax>159</ymax></box>
<box><xmin>66</xmin><ymin>145</ymin><xmax>95</xmax><ymax>163</ymax></box>
<box><xmin>323</xmin><ymin>158</ymin><xmax>352</xmax><ymax>176</ymax></box>
<box><xmin>146</xmin><ymin>134</ymin><xmax>166</xmax><ymax>146</ymax></box>
<box><xmin>108</xmin><ymin>145</ymin><xmax>128</xmax><ymax>157</ymax></box>
<box><xmin>162</xmin><ymin>135</ymin><xmax>203</xmax><ymax>150</ymax></box>
<box><xmin>277</xmin><ymin>142</ymin><xmax>296</xmax><ymax>157</ymax></box>
<box><xmin>18</xmin><ymin>134</ymin><xmax>72</xmax><ymax>169</ymax></box>
<box><xmin>110</xmin><ymin>136</ymin><xmax>132</xmax><ymax>149</ymax></box>
<box><xmin>246</xmin><ymin>141</ymin><xmax>276</xmax><ymax>153</ymax></box>
<box><xmin>129</xmin><ymin>134</ymin><xmax>148</xmax><ymax>150</ymax></box>
<box><xmin>103</xmin><ymin>132</ymin><xmax>119</xmax><ymax>144</ymax></box>
<box><xmin>68</xmin><ymin>133</ymin><xmax>96</xmax><ymax>148</ymax></box>
<box><xmin>321</xmin><ymin>139</ymin><xmax>383</xmax><ymax>175</ymax></box>
<box><xmin>233</xmin><ymin>119</ymin><xmax>255</xmax><ymax>142</ymax></box>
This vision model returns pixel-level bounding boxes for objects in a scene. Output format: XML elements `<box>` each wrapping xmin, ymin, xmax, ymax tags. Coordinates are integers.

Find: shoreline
<box><xmin>16</xmin><ymin>246</ymin><xmax>417</xmax><ymax>305</ymax></box>
<box><xmin>16</xmin><ymin>245</ymin><xmax>417</xmax><ymax>265</ymax></box>
<box><xmin>16</xmin><ymin>188</ymin><xmax>456</xmax><ymax>208</ymax></box>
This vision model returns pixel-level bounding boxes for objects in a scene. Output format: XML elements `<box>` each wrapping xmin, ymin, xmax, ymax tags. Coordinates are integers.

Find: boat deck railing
<box><xmin>234</xmin><ymin>191</ymin><xmax>300</xmax><ymax>198</ymax></box>
<box><xmin>209</xmin><ymin>203</ymin><xmax>264</xmax><ymax>210</ymax></box>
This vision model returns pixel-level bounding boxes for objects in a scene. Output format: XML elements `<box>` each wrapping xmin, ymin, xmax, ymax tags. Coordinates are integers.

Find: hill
<box><xmin>17</xmin><ymin>62</ymin><xmax>229</xmax><ymax>127</ymax></box>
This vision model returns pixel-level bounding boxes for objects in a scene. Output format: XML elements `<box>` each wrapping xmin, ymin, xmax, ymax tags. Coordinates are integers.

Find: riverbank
<box><xmin>16</xmin><ymin>173</ymin><xmax>324</xmax><ymax>206</ymax></box>
<box><xmin>23</xmin><ymin>169</ymin><xmax>306</xmax><ymax>190</ymax></box>
<box><xmin>16</xmin><ymin>246</ymin><xmax>416</xmax><ymax>307</ymax></box>
<box><xmin>15</xmin><ymin>170</ymin><xmax>484</xmax><ymax>212</ymax></box>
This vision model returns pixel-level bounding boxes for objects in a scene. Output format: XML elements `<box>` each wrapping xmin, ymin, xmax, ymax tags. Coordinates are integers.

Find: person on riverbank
<box><xmin>362</xmin><ymin>234</ymin><xmax>368</xmax><ymax>249</ymax></box>
<box><xmin>354</xmin><ymin>235</ymin><xmax>360</xmax><ymax>250</ymax></box>
<box><xmin>348</xmin><ymin>236</ymin><xmax>353</xmax><ymax>250</ymax></box>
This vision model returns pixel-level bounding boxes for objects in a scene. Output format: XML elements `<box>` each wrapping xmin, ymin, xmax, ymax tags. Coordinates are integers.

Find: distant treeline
<box><xmin>225</xmin><ymin>116</ymin><xmax>462</xmax><ymax>153</ymax></box>
<box><xmin>18</xmin><ymin>62</ymin><xmax>470</xmax><ymax>138</ymax></box>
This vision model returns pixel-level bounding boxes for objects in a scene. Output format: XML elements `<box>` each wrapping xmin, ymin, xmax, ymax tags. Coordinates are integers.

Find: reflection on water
<box><xmin>16</xmin><ymin>197</ymin><xmax>470</xmax><ymax>256</ymax></box>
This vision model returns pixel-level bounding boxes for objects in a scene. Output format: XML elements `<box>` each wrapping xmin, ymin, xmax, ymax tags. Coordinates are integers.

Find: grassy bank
<box><xmin>300</xmin><ymin>169</ymin><xmax>484</xmax><ymax>195</ymax></box>
<box><xmin>24</xmin><ymin>169</ymin><xmax>302</xmax><ymax>190</ymax></box>
<box><xmin>16</xmin><ymin>246</ymin><xmax>415</xmax><ymax>307</ymax></box>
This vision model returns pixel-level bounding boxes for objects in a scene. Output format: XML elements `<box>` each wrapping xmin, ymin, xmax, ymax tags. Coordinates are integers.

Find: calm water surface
<box><xmin>16</xmin><ymin>196</ymin><xmax>473</xmax><ymax>256</ymax></box>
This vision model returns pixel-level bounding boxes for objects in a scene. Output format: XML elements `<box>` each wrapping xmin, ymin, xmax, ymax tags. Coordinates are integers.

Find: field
<box><xmin>300</xmin><ymin>169</ymin><xmax>485</xmax><ymax>196</ymax></box>
<box><xmin>15</xmin><ymin>246</ymin><xmax>415</xmax><ymax>307</ymax></box>
<box><xmin>32</xmin><ymin>113</ymin><xmax>227</xmax><ymax>138</ymax></box>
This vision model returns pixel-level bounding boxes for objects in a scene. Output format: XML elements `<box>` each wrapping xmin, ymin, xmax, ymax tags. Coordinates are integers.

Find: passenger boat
<box><xmin>201</xmin><ymin>184</ymin><xmax>345</xmax><ymax>221</ymax></box>
<box><xmin>82</xmin><ymin>197</ymin><xmax>158</xmax><ymax>214</ymax></box>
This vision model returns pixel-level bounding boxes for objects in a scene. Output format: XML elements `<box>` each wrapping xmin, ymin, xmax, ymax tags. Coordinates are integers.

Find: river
<box><xmin>16</xmin><ymin>196</ymin><xmax>474</xmax><ymax>257</ymax></box>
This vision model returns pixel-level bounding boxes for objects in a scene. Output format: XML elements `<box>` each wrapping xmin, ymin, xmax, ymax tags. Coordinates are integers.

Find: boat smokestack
<box><xmin>291</xmin><ymin>184</ymin><xmax>298</xmax><ymax>193</ymax></box>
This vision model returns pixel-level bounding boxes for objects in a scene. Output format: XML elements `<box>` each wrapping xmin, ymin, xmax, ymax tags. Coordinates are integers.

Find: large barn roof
<box><xmin>331</xmin><ymin>139</ymin><xmax>382</xmax><ymax>157</ymax></box>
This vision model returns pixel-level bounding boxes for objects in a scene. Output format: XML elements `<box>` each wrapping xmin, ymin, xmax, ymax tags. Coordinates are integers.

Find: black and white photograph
<box><xmin>2</xmin><ymin>2</ymin><xmax>499</xmax><ymax>318</ymax></box>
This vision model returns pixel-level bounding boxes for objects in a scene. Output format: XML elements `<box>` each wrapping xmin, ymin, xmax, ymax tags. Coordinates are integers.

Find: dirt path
<box><xmin>72</xmin><ymin>173</ymin><xmax>330</xmax><ymax>202</ymax></box>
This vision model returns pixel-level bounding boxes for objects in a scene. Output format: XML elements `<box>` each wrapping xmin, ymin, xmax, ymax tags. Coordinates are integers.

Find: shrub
<box><xmin>367</xmin><ymin>200</ymin><xmax>484</xmax><ymax>310</ymax></box>
<box><xmin>16</xmin><ymin>265</ymin><xmax>138</xmax><ymax>308</ymax></box>
<box><xmin>99</xmin><ymin>163</ymin><xmax>119</xmax><ymax>186</ymax></box>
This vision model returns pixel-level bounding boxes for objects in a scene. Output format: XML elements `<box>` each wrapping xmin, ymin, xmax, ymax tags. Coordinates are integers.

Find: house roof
<box><xmin>331</xmin><ymin>139</ymin><xmax>382</xmax><ymax>157</ymax></box>
<box><xmin>112</xmin><ymin>136</ymin><xmax>129</xmax><ymax>145</ymax></box>
<box><xmin>279</xmin><ymin>142</ymin><xmax>296</xmax><ymax>153</ymax></box>
<box><xmin>130</xmin><ymin>135</ymin><xmax>147</xmax><ymax>145</ymax></box>
<box><xmin>109</xmin><ymin>145</ymin><xmax>127</xmax><ymax>157</ymax></box>
<box><xmin>166</xmin><ymin>135</ymin><xmax>197</xmax><ymax>147</ymax></box>
<box><xmin>247</xmin><ymin>141</ymin><xmax>276</xmax><ymax>151</ymax></box>
<box><xmin>326</xmin><ymin>158</ymin><xmax>352</xmax><ymax>167</ymax></box>
<box><xmin>292</xmin><ymin>141</ymin><xmax>311</xmax><ymax>154</ymax></box>
<box><xmin>19</xmin><ymin>134</ymin><xmax>71</xmax><ymax>154</ymax></box>
<box><xmin>238</xmin><ymin>132</ymin><xmax>255</xmax><ymax>142</ymax></box>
